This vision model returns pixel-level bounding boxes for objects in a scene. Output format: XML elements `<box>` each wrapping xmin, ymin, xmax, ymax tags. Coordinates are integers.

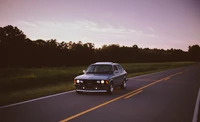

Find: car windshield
<box><xmin>86</xmin><ymin>65</ymin><xmax>113</xmax><ymax>74</ymax></box>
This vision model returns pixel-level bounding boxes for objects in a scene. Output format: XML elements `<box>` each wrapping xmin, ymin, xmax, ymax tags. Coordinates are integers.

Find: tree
<box><xmin>188</xmin><ymin>45</ymin><xmax>200</xmax><ymax>61</ymax></box>
<box><xmin>0</xmin><ymin>25</ymin><xmax>28</xmax><ymax>67</ymax></box>
<box><xmin>0</xmin><ymin>25</ymin><xmax>194</xmax><ymax>68</ymax></box>
<box><xmin>0</xmin><ymin>25</ymin><xmax>26</xmax><ymax>44</ymax></box>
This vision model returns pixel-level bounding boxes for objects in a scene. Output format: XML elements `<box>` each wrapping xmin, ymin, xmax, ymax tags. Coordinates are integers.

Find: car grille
<box><xmin>82</xmin><ymin>80</ymin><xmax>97</xmax><ymax>85</ymax></box>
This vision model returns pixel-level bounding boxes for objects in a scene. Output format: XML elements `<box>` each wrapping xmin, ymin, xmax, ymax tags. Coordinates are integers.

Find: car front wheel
<box><xmin>120</xmin><ymin>80</ymin><xmax>126</xmax><ymax>89</ymax></box>
<box><xmin>107</xmin><ymin>83</ymin><xmax>114</xmax><ymax>94</ymax></box>
<box><xmin>76</xmin><ymin>90</ymin><xmax>82</xmax><ymax>94</ymax></box>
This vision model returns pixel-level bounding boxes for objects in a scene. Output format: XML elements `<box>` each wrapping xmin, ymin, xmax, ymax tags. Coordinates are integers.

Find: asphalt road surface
<box><xmin>1</xmin><ymin>64</ymin><xmax>200</xmax><ymax>122</ymax></box>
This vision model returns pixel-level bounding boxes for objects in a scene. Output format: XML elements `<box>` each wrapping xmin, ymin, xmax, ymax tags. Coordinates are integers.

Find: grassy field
<box><xmin>0</xmin><ymin>62</ymin><xmax>196</xmax><ymax>106</ymax></box>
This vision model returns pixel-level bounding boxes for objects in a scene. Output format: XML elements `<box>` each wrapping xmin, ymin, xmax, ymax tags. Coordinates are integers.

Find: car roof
<box><xmin>94</xmin><ymin>62</ymin><xmax>119</xmax><ymax>65</ymax></box>
<box><xmin>94</xmin><ymin>62</ymin><xmax>113</xmax><ymax>65</ymax></box>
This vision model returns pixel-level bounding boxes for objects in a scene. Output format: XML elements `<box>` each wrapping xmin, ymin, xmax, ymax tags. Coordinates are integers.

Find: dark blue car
<box><xmin>74</xmin><ymin>62</ymin><xmax>128</xmax><ymax>94</ymax></box>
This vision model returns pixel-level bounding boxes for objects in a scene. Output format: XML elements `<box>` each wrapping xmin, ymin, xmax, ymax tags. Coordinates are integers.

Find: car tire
<box><xmin>76</xmin><ymin>91</ymin><xmax>82</xmax><ymax>94</ymax></box>
<box><xmin>107</xmin><ymin>83</ymin><xmax>114</xmax><ymax>94</ymax></box>
<box><xmin>120</xmin><ymin>80</ymin><xmax>127</xmax><ymax>89</ymax></box>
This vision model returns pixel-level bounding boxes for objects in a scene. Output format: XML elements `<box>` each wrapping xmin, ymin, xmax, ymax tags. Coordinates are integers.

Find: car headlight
<box><xmin>97</xmin><ymin>80</ymin><xmax>100</xmax><ymax>83</ymax></box>
<box><xmin>101</xmin><ymin>80</ymin><xmax>105</xmax><ymax>84</ymax></box>
<box><xmin>76</xmin><ymin>80</ymin><xmax>83</xmax><ymax>83</ymax></box>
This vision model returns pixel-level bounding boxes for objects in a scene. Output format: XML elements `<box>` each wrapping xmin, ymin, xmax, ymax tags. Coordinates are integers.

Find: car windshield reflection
<box><xmin>86</xmin><ymin>65</ymin><xmax>113</xmax><ymax>74</ymax></box>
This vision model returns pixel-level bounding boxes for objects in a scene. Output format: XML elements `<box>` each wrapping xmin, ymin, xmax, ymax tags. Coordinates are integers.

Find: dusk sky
<box><xmin>0</xmin><ymin>0</ymin><xmax>200</xmax><ymax>51</ymax></box>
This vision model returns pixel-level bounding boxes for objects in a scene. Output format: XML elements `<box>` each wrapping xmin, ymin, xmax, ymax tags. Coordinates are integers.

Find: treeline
<box><xmin>0</xmin><ymin>25</ymin><xmax>200</xmax><ymax>68</ymax></box>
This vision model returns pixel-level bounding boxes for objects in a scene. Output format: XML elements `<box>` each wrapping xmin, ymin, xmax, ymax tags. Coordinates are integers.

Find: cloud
<box><xmin>148</xmin><ymin>27</ymin><xmax>155</xmax><ymax>32</ymax></box>
<box><xmin>19</xmin><ymin>21</ymin><xmax>38</xmax><ymax>27</ymax></box>
<box><xmin>18</xmin><ymin>20</ymin><xmax>157</xmax><ymax>38</ymax></box>
<box><xmin>16</xmin><ymin>20</ymin><xmax>159</xmax><ymax>47</ymax></box>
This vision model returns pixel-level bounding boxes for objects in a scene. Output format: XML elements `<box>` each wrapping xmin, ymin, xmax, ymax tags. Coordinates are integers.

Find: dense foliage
<box><xmin>0</xmin><ymin>25</ymin><xmax>199</xmax><ymax>67</ymax></box>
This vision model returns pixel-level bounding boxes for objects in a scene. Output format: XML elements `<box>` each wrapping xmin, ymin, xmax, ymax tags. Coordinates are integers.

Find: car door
<box><xmin>116</xmin><ymin>65</ymin><xmax>124</xmax><ymax>84</ymax></box>
<box><xmin>112</xmin><ymin>65</ymin><xmax>121</xmax><ymax>87</ymax></box>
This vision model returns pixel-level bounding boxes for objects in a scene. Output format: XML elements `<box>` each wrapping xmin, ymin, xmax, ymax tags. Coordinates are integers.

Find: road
<box><xmin>0</xmin><ymin>64</ymin><xmax>200</xmax><ymax>122</ymax></box>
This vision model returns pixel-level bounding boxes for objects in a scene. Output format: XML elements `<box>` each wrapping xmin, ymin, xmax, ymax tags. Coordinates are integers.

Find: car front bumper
<box><xmin>75</xmin><ymin>84</ymin><xmax>109</xmax><ymax>92</ymax></box>
<box><xmin>76</xmin><ymin>89</ymin><xmax>107</xmax><ymax>92</ymax></box>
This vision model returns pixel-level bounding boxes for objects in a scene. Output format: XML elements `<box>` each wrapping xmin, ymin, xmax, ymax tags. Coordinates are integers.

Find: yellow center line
<box><xmin>124</xmin><ymin>90</ymin><xmax>143</xmax><ymax>99</ymax></box>
<box><xmin>60</xmin><ymin>71</ymin><xmax>184</xmax><ymax>122</ymax></box>
<box><xmin>163</xmin><ymin>76</ymin><xmax>171</xmax><ymax>81</ymax></box>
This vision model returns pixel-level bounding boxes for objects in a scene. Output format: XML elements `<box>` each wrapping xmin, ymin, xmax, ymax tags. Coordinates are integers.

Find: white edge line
<box><xmin>193</xmin><ymin>88</ymin><xmax>200</xmax><ymax>122</ymax></box>
<box><xmin>129</xmin><ymin>68</ymin><xmax>175</xmax><ymax>79</ymax></box>
<box><xmin>0</xmin><ymin>90</ymin><xmax>75</xmax><ymax>109</ymax></box>
<box><xmin>129</xmin><ymin>65</ymin><xmax>189</xmax><ymax>80</ymax></box>
<box><xmin>0</xmin><ymin>67</ymin><xmax>184</xmax><ymax>109</ymax></box>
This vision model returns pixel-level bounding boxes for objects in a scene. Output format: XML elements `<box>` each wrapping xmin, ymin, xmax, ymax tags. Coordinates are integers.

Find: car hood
<box><xmin>75</xmin><ymin>74</ymin><xmax>113</xmax><ymax>80</ymax></box>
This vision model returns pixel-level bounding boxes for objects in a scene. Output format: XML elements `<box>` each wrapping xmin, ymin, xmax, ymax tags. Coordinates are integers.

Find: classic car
<box><xmin>74</xmin><ymin>62</ymin><xmax>128</xmax><ymax>94</ymax></box>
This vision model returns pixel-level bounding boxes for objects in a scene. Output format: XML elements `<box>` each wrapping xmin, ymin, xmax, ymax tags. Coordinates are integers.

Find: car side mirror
<box><xmin>83</xmin><ymin>70</ymin><xmax>86</xmax><ymax>74</ymax></box>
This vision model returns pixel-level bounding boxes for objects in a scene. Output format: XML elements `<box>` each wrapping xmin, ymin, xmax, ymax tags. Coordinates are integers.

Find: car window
<box><xmin>113</xmin><ymin>65</ymin><xmax>119</xmax><ymax>71</ymax></box>
<box><xmin>86</xmin><ymin>65</ymin><xmax>113</xmax><ymax>74</ymax></box>
<box><xmin>117</xmin><ymin>65</ymin><xmax>123</xmax><ymax>73</ymax></box>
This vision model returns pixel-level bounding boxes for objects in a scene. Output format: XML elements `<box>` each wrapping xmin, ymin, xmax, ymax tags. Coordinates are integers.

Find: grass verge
<box><xmin>0</xmin><ymin>62</ymin><xmax>196</xmax><ymax>106</ymax></box>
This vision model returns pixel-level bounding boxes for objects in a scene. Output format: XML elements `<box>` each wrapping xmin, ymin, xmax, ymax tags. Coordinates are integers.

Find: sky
<box><xmin>0</xmin><ymin>0</ymin><xmax>200</xmax><ymax>51</ymax></box>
